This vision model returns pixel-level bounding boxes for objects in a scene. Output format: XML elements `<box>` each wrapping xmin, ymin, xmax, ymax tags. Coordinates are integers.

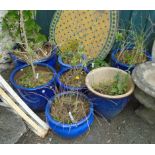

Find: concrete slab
<box><xmin>0</xmin><ymin>106</ymin><xmax>27</xmax><ymax>144</ymax></box>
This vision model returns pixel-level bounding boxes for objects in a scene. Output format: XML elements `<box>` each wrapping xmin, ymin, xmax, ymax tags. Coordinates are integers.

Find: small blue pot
<box><xmin>56</xmin><ymin>67</ymin><xmax>89</xmax><ymax>93</ymax></box>
<box><xmin>87</xmin><ymin>91</ymin><xmax>130</xmax><ymax>119</ymax></box>
<box><xmin>58</xmin><ymin>55</ymin><xmax>83</xmax><ymax>72</ymax></box>
<box><xmin>45</xmin><ymin>91</ymin><xmax>94</xmax><ymax>139</ymax></box>
<box><xmin>10</xmin><ymin>63</ymin><xmax>57</xmax><ymax>112</ymax></box>
<box><xmin>111</xmin><ymin>48</ymin><xmax>152</xmax><ymax>72</ymax></box>
<box><xmin>9</xmin><ymin>47</ymin><xmax>57</xmax><ymax>68</ymax></box>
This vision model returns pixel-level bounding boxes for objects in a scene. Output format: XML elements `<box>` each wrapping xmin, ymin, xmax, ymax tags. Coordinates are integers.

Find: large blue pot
<box><xmin>45</xmin><ymin>91</ymin><xmax>94</xmax><ymax>139</ymax></box>
<box><xmin>10</xmin><ymin>63</ymin><xmax>57</xmax><ymax>112</ymax></box>
<box><xmin>58</xmin><ymin>55</ymin><xmax>83</xmax><ymax>72</ymax></box>
<box><xmin>56</xmin><ymin>67</ymin><xmax>89</xmax><ymax>93</ymax></box>
<box><xmin>87</xmin><ymin>91</ymin><xmax>130</xmax><ymax>119</ymax></box>
<box><xmin>111</xmin><ymin>47</ymin><xmax>152</xmax><ymax>72</ymax></box>
<box><xmin>9</xmin><ymin>46</ymin><xmax>57</xmax><ymax>68</ymax></box>
<box><xmin>85</xmin><ymin>67</ymin><xmax>135</xmax><ymax>120</ymax></box>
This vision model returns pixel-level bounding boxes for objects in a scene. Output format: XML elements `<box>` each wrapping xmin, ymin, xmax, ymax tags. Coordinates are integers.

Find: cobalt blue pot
<box><xmin>86</xmin><ymin>91</ymin><xmax>130</xmax><ymax>119</ymax></box>
<box><xmin>45</xmin><ymin>91</ymin><xmax>94</xmax><ymax>139</ymax></box>
<box><xmin>9</xmin><ymin>46</ymin><xmax>57</xmax><ymax>68</ymax></box>
<box><xmin>111</xmin><ymin>47</ymin><xmax>152</xmax><ymax>72</ymax></box>
<box><xmin>58</xmin><ymin>55</ymin><xmax>83</xmax><ymax>72</ymax></box>
<box><xmin>85</xmin><ymin>67</ymin><xmax>135</xmax><ymax>120</ymax></box>
<box><xmin>56</xmin><ymin>66</ymin><xmax>89</xmax><ymax>93</ymax></box>
<box><xmin>10</xmin><ymin>63</ymin><xmax>57</xmax><ymax>112</ymax></box>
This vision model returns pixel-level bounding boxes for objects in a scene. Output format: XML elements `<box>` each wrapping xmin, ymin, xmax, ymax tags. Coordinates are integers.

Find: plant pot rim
<box><xmin>58</xmin><ymin>55</ymin><xmax>83</xmax><ymax>68</ymax></box>
<box><xmin>57</xmin><ymin>67</ymin><xmax>88</xmax><ymax>91</ymax></box>
<box><xmin>85</xmin><ymin>67</ymin><xmax>135</xmax><ymax>99</ymax></box>
<box><xmin>46</xmin><ymin>91</ymin><xmax>94</xmax><ymax>128</ymax></box>
<box><xmin>10</xmin><ymin>62</ymin><xmax>56</xmax><ymax>91</ymax></box>
<box><xmin>9</xmin><ymin>47</ymin><xmax>56</xmax><ymax>63</ymax></box>
<box><xmin>111</xmin><ymin>48</ymin><xmax>152</xmax><ymax>68</ymax></box>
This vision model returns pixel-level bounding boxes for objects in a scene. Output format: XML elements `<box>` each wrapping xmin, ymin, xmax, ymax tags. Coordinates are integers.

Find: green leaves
<box><xmin>93</xmin><ymin>73</ymin><xmax>129</xmax><ymax>96</ymax></box>
<box><xmin>91</xmin><ymin>57</ymin><xmax>109</xmax><ymax>69</ymax></box>
<box><xmin>2</xmin><ymin>10</ymin><xmax>47</xmax><ymax>51</ymax></box>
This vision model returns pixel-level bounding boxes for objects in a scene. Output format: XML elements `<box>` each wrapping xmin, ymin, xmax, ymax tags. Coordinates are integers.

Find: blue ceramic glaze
<box><xmin>45</xmin><ymin>91</ymin><xmax>94</xmax><ymax>139</ymax></box>
<box><xmin>10</xmin><ymin>63</ymin><xmax>57</xmax><ymax>112</ymax></box>
<box><xmin>87</xmin><ymin>91</ymin><xmax>130</xmax><ymax>120</ymax></box>
<box><xmin>111</xmin><ymin>48</ymin><xmax>152</xmax><ymax>72</ymax></box>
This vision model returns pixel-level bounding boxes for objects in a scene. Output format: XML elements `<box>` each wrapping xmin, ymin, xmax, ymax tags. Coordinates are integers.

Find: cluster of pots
<box><xmin>9</xmin><ymin>45</ymin><xmax>152</xmax><ymax>139</ymax></box>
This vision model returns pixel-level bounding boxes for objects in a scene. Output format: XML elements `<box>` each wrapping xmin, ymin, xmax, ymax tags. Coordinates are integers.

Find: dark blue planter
<box><xmin>45</xmin><ymin>91</ymin><xmax>94</xmax><ymax>139</ymax></box>
<box><xmin>87</xmin><ymin>91</ymin><xmax>130</xmax><ymax>119</ymax></box>
<box><xmin>111</xmin><ymin>48</ymin><xmax>152</xmax><ymax>72</ymax></box>
<box><xmin>58</xmin><ymin>55</ymin><xmax>83</xmax><ymax>72</ymax></box>
<box><xmin>56</xmin><ymin>67</ymin><xmax>89</xmax><ymax>93</ymax></box>
<box><xmin>10</xmin><ymin>63</ymin><xmax>57</xmax><ymax>112</ymax></box>
<box><xmin>9</xmin><ymin>47</ymin><xmax>57</xmax><ymax>68</ymax></box>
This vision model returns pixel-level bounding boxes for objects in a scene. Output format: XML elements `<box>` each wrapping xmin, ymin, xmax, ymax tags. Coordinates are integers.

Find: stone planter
<box><xmin>132</xmin><ymin>61</ymin><xmax>155</xmax><ymax>125</ymax></box>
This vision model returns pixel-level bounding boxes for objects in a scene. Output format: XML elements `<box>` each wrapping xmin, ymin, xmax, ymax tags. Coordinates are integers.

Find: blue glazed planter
<box><xmin>9</xmin><ymin>46</ymin><xmax>57</xmax><ymax>68</ymax></box>
<box><xmin>56</xmin><ymin>67</ymin><xmax>89</xmax><ymax>93</ymax></box>
<box><xmin>58</xmin><ymin>55</ymin><xmax>83</xmax><ymax>72</ymax></box>
<box><xmin>87</xmin><ymin>91</ymin><xmax>130</xmax><ymax>119</ymax></box>
<box><xmin>85</xmin><ymin>67</ymin><xmax>135</xmax><ymax>120</ymax></box>
<box><xmin>10</xmin><ymin>63</ymin><xmax>57</xmax><ymax>112</ymax></box>
<box><xmin>45</xmin><ymin>91</ymin><xmax>94</xmax><ymax>139</ymax></box>
<box><xmin>111</xmin><ymin>48</ymin><xmax>152</xmax><ymax>72</ymax></box>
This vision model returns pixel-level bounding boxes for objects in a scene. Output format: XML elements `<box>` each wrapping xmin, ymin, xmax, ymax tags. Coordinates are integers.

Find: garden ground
<box><xmin>2</xmin><ymin>67</ymin><xmax>155</xmax><ymax>144</ymax></box>
<box><xmin>17</xmin><ymin>98</ymin><xmax>155</xmax><ymax>144</ymax></box>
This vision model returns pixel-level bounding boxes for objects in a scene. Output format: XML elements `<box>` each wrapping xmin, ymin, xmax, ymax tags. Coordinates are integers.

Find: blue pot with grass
<box><xmin>85</xmin><ymin>67</ymin><xmax>135</xmax><ymax>119</ymax></box>
<box><xmin>9</xmin><ymin>63</ymin><xmax>57</xmax><ymax>112</ymax></box>
<box><xmin>111</xmin><ymin>47</ymin><xmax>152</xmax><ymax>72</ymax></box>
<box><xmin>56</xmin><ymin>66</ymin><xmax>89</xmax><ymax>93</ymax></box>
<box><xmin>58</xmin><ymin>55</ymin><xmax>84</xmax><ymax>72</ymax></box>
<box><xmin>45</xmin><ymin>91</ymin><xmax>94</xmax><ymax>139</ymax></box>
<box><xmin>9</xmin><ymin>44</ymin><xmax>57</xmax><ymax>68</ymax></box>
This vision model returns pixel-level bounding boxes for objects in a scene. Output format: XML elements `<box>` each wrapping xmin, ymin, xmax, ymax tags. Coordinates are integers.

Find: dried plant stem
<box><xmin>19</xmin><ymin>10</ymin><xmax>36</xmax><ymax>79</ymax></box>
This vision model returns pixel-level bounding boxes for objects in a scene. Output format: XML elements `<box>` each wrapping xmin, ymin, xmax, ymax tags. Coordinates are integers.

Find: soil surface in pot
<box><xmin>15</xmin><ymin>65</ymin><xmax>53</xmax><ymax>88</ymax></box>
<box><xmin>116</xmin><ymin>50</ymin><xmax>148</xmax><ymax>65</ymax></box>
<box><xmin>92</xmin><ymin>74</ymin><xmax>129</xmax><ymax>96</ymax></box>
<box><xmin>60</xmin><ymin>69</ymin><xmax>87</xmax><ymax>87</ymax></box>
<box><xmin>51</xmin><ymin>94</ymin><xmax>90</xmax><ymax>124</ymax></box>
<box><xmin>13</xmin><ymin>42</ymin><xmax>52</xmax><ymax>62</ymax></box>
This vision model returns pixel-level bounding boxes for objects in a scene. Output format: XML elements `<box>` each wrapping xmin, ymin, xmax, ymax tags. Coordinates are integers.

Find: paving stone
<box><xmin>135</xmin><ymin>106</ymin><xmax>155</xmax><ymax>125</ymax></box>
<box><xmin>0</xmin><ymin>105</ymin><xmax>27</xmax><ymax>144</ymax></box>
<box><xmin>134</xmin><ymin>87</ymin><xmax>155</xmax><ymax>111</ymax></box>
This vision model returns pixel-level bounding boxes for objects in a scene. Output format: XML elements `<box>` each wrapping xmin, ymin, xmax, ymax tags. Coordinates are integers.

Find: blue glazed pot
<box><xmin>10</xmin><ymin>63</ymin><xmax>57</xmax><ymax>112</ymax></box>
<box><xmin>87</xmin><ymin>91</ymin><xmax>130</xmax><ymax>119</ymax></box>
<box><xmin>56</xmin><ymin>67</ymin><xmax>89</xmax><ymax>93</ymax></box>
<box><xmin>45</xmin><ymin>91</ymin><xmax>94</xmax><ymax>139</ymax></box>
<box><xmin>85</xmin><ymin>67</ymin><xmax>135</xmax><ymax>120</ymax></box>
<box><xmin>58</xmin><ymin>55</ymin><xmax>83</xmax><ymax>71</ymax></box>
<box><xmin>111</xmin><ymin>47</ymin><xmax>152</xmax><ymax>72</ymax></box>
<box><xmin>9</xmin><ymin>46</ymin><xmax>57</xmax><ymax>68</ymax></box>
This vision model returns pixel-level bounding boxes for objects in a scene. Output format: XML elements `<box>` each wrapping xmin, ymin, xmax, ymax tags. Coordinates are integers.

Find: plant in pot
<box><xmin>9</xmin><ymin>10</ymin><xmax>57</xmax><ymax>111</ymax></box>
<box><xmin>111</xmin><ymin>26</ymin><xmax>152</xmax><ymax>73</ymax></box>
<box><xmin>58</xmin><ymin>40</ymin><xmax>87</xmax><ymax>71</ymax></box>
<box><xmin>85</xmin><ymin>67</ymin><xmax>134</xmax><ymax>119</ymax></box>
<box><xmin>88</xmin><ymin>57</ymin><xmax>109</xmax><ymax>71</ymax></box>
<box><xmin>2</xmin><ymin>10</ymin><xmax>57</xmax><ymax>68</ymax></box>
<box><xmin>45</xmin><ymin>91</ymin><xmax>94</xmax><ymax>138</ymax></box>
<box><xmin>56</xmin><ymin>52</ymin><xmax>89</xmax><ymax>93</ymax></box>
